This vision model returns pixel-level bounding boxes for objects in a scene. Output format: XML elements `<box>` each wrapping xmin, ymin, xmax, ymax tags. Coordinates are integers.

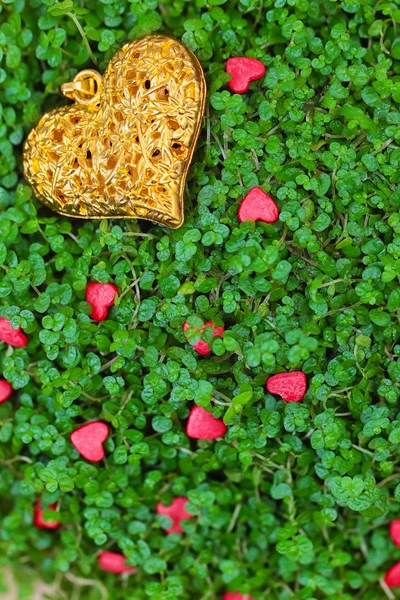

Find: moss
<box><xmin>1</xmin><ymin>0</ymin><xmax>400</xmax><ymax>598</ymax></box>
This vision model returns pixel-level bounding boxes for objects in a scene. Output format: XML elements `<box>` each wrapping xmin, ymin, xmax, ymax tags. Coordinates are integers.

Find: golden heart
<box><xmin>23</xmin><ymin>35</ymin><xmax>206</xmax><ymax>229</ymax></box>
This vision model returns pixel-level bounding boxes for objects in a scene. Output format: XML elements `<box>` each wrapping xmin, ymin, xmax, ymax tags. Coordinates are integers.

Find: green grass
<box><xmin>1</xmin><ymin>0</ymin><xmax>400</xmax><ymax>598</ymax></box>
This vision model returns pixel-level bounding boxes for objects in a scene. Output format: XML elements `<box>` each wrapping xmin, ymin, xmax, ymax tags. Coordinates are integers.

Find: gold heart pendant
<box><xmin>23</xmin><ymin>35</ymin><xmax>206</xmax><ymax>229</ymax></box>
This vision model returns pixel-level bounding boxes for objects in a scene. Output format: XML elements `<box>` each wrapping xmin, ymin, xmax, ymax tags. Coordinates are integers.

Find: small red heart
<box><xmin>98</xmin><ymin>551</ymin><xmax>135</xmax><ymax>574</ymax></box>
<box><xmin>70</xmin><ymin>421</ymin><xmax>109</xmax><ymax>462</ymax></box>
<box><xmin>385</xmin><ymin>562</ymin><xmax>400</xmax><ymax>587</ymax></box>
<box><xmin>0</xmin><ymin>318</ymin><xmax>28</xmax><ymax>347</ymax></box>
<box><xmin>34</xmin><ymin>500</ymin><xmax>60</xmax><ymax>529</ymax></box>
<box><xmin>224</xmin><ymin>594</ymin><xmax>255</xmax><ymax>600</ymax></box>
<box><xmin>183</xmin><ymin>320</ymin><xmax>224</xmax><ymax>355</ymax></box>
<box><xmin>226</xmin><ymin>57</ymin><xmax>266</xmax><ymax>93</ymax></box>
<box><xmin>238</xmin><ymin>187</ymin><xmax>279</xmax><ymax>224</ymax></box>
<box><xmin>157</xmin><ymin>497</ymin><xmax>194</xmax><ymax>534</ymax></box>
<box><xmin>0</xmin><ymin>379</ymin><xmax>12</xmax><ymax>404</ymax></box>
<box><xmin>266</xmin><ymin>371</ymin><xmax>307</xmax><ymax>403</ymax></box>
<box><xmin>86</xmin><ymin>283</ymin><xmax>118</xmax><ymax>321</ymax></box>
<box><xmin>186</xmin><ymin>405</ymin><xmax>227</xmax><ymax>440</ymax></box>
<box><xmin>390</xmin><ymin>520</ymin><xmax>400</xmax><ymax>547</ymax></box>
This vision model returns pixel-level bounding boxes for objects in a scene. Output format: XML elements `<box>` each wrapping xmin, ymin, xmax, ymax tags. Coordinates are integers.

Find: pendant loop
<box><xmin>61</xmin><ymin>69</ymin><xmax>103</xmax><ymax>105</ymax></box>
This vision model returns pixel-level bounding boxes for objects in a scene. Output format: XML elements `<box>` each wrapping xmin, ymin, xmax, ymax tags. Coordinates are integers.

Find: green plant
<box><xmin>1</xmin><ymin>0</ymin><xmax>400</xmax><ymax>598</ymax></box>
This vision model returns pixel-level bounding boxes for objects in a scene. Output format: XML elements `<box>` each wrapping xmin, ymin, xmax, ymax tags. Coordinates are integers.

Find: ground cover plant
<box><xmin>1</xmin><ymin>0</ymin><xmax>400</xmax><ymax>598</ymax></box>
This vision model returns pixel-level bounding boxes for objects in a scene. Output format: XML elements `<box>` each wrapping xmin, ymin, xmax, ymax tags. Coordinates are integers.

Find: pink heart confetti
<box><xmin>0</xmin><ymin>317</ymin><xmax>28</xmax><ymax>347</ymax></box>
<box><xmin>86</xmin><ymin>282</ymin><xmax>118</xmax><ymax>321</ymax></box>
<box><xmin>186</xmin><ymin>405</ymin><xmax>227</xmax><ymax>440</ymax></box>
<box><xmin>224</xmin><ymin>594</ymin><xmax>255</xmax><ymax>600</ymax></box>
<box><xmin>266</xmin><ymin>371</ymin><xmax>307</xmax><ymax>403</ymax></box>
<box><xmin>157</xmin><ymin>497</ymin><xmax>194</xmax><ymax>534</ymax></box>
<box><xmin>34</xmin><ymin>501</ymin><xmax>60</xmax><ymax>529</ymax></box>
<box><xmin>390</xmin><ymin>520</ymin><xmax>400</xmax><ymax>547</ymax></box>
<box><xmin>70</xmin><ymin>421</ymin><xmax>109</xmax><ymax>462</ymax></box>
<box><xmin>226</xmin><ymin>57</ymin><xmax>266</xmax><ymax>93</ymax></box>
<box><xmin>98</xmin><ymin>551</ymin><xmax>135</xmax><ymax>574</ymax></box>
<box><xmin>385</xmin><ymin>562</ymin><xmax>400</xmax><ymax>588</ymax></box>
<box><xmin>183</xmin><ymin>320</ymin><xmax>224</xmax><ymax>356</ymax></box>
<box><xmin>238</xmin><ymin>187</ymin><xmax>279</xmax><ymax>224</ymax></box>
<box><xmin>0</xmin><ymin>379</ymin><xmax>12</xmax><ymax>404</ymax></box>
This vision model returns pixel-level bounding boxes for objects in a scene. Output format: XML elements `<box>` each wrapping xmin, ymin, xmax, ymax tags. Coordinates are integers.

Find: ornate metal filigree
<box><xmin>23</xmin><ymin>35</ymin><xmax>206</xmax><ymax>228</ymax></box>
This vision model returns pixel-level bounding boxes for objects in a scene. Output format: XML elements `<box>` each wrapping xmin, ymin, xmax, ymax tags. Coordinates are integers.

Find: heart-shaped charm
<box><xmin>0</xmin><ymin>318</ymin><xmax>28</xmax><ymax>347</ymax></box>
<box><xmin>186</xmin><ymin>405</ymin><xmax>227</xmax><ymax>440</ymax></box>
<box><xmin>24</xmin><ymin>36</ymin><xmax>206</xmax><ymax>229</ymax></box>
<box><xmin>266</xmin><ymin>371</ymin><xmax>306</xmax><ymax>403</ymax></box>
<box><xmin>157</xmin><ymin>497</ymin><xmax>194</xmax><ymax>534</ymax></box>
<box><xmin>183</xmin><ymin>320</ymin><xmax>224</xmax><ymax>355</ymax></box>
<box><xmin>226</xmin><ymin>57</ymin><xmax>266</xmax><ymax>93</ymax></box>
<box><xmin>70</xmin><ymin>421</ymin><xmax>109</xmax><ymax>462</ymax></box>
<box><xmin>34</xmin><ymin>501</ymin><xmax>60</xmax><ymax>529</ymax></box>
<box><xmin>98</xmin><ymin>551</ymin><xmax>135</xmax><ymax>574</ymax></box>
<box><xmin>224</xmin><ymin>594</ymin><xmax>255</xmax><ymax>600</ymax></box>
<box><xmin>238</xmin><ymin>187</ymin><xmax>279</xmax><ymax>223</ymax></box>
<box><xmin>0</xmin><ymin>380</ymin><xmax>12</xmax><ymax>404</ymax></box>
<box><xmin>86</xmin><ymin>282</ymin><xmax>118</xmax><ymax>321</ymax></box>
<box><xmin>390</xmin><ymin>520</ymin><xmax>400</xmax><ymax>547</ymax></box>
<box><xmin>385</xmin><ymin>562</ymin><xmax>400</xmax><ymax>587</ymax></box>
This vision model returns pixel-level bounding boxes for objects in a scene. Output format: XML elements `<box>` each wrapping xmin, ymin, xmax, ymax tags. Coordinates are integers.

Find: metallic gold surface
<box><xmin>23</xmin><ymin>35</ymin><xmax>206</xmax><ymax>228</ymax></box>
<box><xmin>61</xmin><ymin>69</ymin><xmax>103</xmax><ymax>105</ymax></box>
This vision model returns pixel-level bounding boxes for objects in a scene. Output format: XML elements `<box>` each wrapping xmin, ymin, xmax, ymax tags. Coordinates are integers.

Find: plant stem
<box><xmin>67</xmin><ymin>12</ymin><xmax>97</xmax><ymax>66</ymax></box>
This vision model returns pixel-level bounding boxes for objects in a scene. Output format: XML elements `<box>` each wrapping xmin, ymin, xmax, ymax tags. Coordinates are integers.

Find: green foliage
<box><xmin>0</xmin><ymin>0</ymin><xmax>400</xmax><ymax>598</ymax></box>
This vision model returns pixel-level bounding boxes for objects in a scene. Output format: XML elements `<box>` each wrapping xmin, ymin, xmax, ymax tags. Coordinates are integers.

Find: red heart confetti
<box><xmin>390</xmin><ymin>520</ymin><xmax>400</xmax><ymax>547</ymax></box>
<box><xmin>86</xmin><ymin>282</ymin><xmax>118</xmax><ymax>321</ymax></box>
<box><xmin>34</xmin><ymin>501</ymin><xmax>60</xmax><ymax>529</ymax></box>
<box><xmin>0</xmin><ymin>379</ymin><xmax>12</xmax><ymax>404</ymax></box>
<box><xmin>385</xmin><ymin>562</ymin><xmax>400</xmax><ymax>588</ymax></box>
<box><xmin>0</xmin><ymin>317</ymin><xmax>28</xmax><ymax>347</ymax></box>
<box><xmin>186</xmin><ymin>405</ymin><xmax>227</xmax><ymax>440</ymax></box>
<box><xmin>70</xmin><ymin>421</ymin><xmax>109</xmax><ymax>462</ymax></box>
<box><xmin>157</xmin><ymin>497</ymin><xmax>194</xmax><ymax>534</ymax></box>
<box><xmin>266</xmin><ymin>371</ymin><xmax>307</xmax><ymax>403</ymax></box>
<box><xmin>226</xmin><ymin>57</ymin><xmax>266</xmax><ymax>94</ymax></box>
<box><xmin>238</xmin><ymin>187</ymin><xmax>279</xmax><ymax>224</ymax></box>
<box><xmin>98</xmin><ymin>551</ymin><xmax>135</xmax><ymax>574</ymax></box>
<box><xmin>224</xmin><ymin>594</ymin><xmax>255</xmax><ymax>600</ymax></box>
<box><xmin>183</xmin><ymin>320</ymin><xmax>224</xmax><ymax>356</ymax></box>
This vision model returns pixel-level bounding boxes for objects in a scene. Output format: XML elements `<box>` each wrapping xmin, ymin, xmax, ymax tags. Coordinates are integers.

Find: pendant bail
<box><xmin>61</xmin><ymin>69</ymin><xmax>103</xmax><ymax>105</ymax></box>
